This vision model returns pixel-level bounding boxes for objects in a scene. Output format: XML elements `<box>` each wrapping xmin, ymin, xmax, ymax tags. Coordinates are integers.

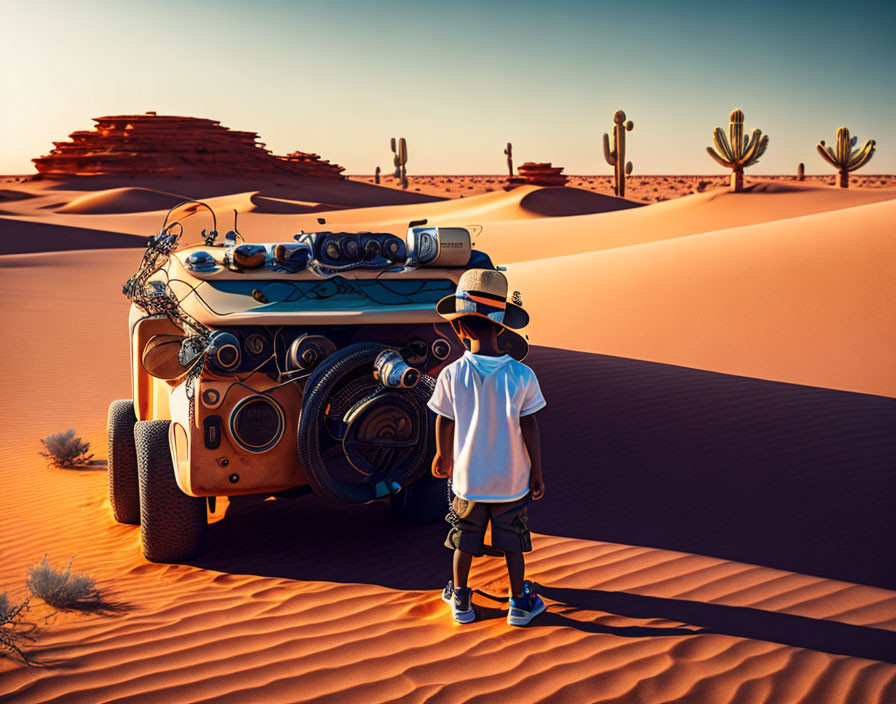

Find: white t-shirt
<box><xmin>427</xmin><ymin>350</ymin><xmax>547</xmax><ymax>502</ymax></box>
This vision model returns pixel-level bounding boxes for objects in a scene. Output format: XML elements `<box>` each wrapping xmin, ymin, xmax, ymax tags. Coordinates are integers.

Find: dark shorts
<box><xmin>444</xmin><ymin>492</ymin><xmax>532</xmax><ymax>556</ymax></box>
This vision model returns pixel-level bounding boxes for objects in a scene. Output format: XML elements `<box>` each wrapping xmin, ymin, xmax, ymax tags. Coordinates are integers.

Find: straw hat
<box><xmin>436</xmin><ymin>269</ymin><xmax>529</xmax><ymax>360</ymax></box>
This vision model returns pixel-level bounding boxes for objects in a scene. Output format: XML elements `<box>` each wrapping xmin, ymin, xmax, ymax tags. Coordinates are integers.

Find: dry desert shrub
<box><xmin>39</xmin><ymin>429</ymin><xmax>94</xmax><ymax>469</ymax></box>
<box><xmin>0</xmin><ymin>592</ymin><xmax>36</xmax><ymax>664</ymax></box>
<box><xmin>26</xmin><ymin>555</ymin><xmax>100</xmax><ymax>611</ymax></box>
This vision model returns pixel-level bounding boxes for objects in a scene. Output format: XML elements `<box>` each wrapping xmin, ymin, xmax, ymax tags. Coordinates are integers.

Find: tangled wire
<box><xmin>121</xmin><ymin>218</ymin><xmax>214</xmax><ymax>424</ymax></box>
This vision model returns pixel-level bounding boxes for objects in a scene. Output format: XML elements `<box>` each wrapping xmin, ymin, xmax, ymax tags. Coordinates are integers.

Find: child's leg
<box><xmin>505</xmin><ymin>550</ymin><xmax>525</xmax><ymax>598</ymax></box>
<box><xmin>453</xmin><ymin>549</ymin><xmax>474</xmax><ymax>589</ymax></box>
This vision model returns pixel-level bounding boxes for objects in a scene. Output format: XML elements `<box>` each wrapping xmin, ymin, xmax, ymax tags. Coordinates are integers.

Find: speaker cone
<box><xmin>229</xmin><ymin>395</ymin><xmax>285</xmax><ymax>453</ymax></box>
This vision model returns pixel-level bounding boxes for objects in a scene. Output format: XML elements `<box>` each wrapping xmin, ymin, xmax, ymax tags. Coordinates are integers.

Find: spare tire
<box><xmin>298</xmin><ymin>343</ymin><xmax>435</xmax><ymax>504</ymax></box>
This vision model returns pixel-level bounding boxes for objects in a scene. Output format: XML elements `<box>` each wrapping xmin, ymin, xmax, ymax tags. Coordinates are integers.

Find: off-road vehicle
<box><xmin>107</xmin><ymin>202</ymin><xmax>514</xmax><ymax>562</ymax></box>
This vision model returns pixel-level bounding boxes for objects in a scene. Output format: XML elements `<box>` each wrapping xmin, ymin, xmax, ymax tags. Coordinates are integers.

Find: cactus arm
<box><xmin>744</xmin><ymin>133</ymin><xmax>769</xmax><ymax>166</ymax></box>
<box><xmin>602</xmin><ymin>133</ymin><xmax>616</xmax><ymax>165</ymax></box>
<box><xmin>756</xmin><ymin>134</ymin><xmax>769</xmax><ymax>163</ymax></box>
<box><xmin>816</xmin><ymin>143</ymin><xmax>839</xmax><ymax>168</ymax></box>
<box><xmin>847</xmin><ymin>140</ymin><xmax>875</xmax><ymax>171</ymax></box>
<box><xmin>707</xmin><ymin>146</ymin><xmax>733</xmax><ymax>167</ymax></box>
<box><xmin>712</xmin><ymin>127</ymin><xmax>735</xmax><ymax>163</ymax></box>
<box><xmin>826</xmin><ymin>145</ymin><xmax>840</xmax><ymax>164</ymax></box>
<box><xmin>741</xmin><ymin>130</ymin><xmax>760</xmax><ymax>163</ymax></box>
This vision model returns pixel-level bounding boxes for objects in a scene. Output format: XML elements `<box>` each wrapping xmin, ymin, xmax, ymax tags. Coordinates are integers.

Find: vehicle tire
<box><xmin>390</xmin><ymin>472</ymin><xmax>448</xmax><ymax>523</ymax></box>
<box><xmin>108</xmin><ymin>399</ymin><xmax>140</xmax><ymax>525</ymax></box>
<box><xmin>298</xmin><ymin>343</ymin><xmax>436</xmax><ymax>505</ymax></box>
<box><xmin>135</xmin><ymin>420</ymin><xmax>206</xmax><ymax>563</ymax></box>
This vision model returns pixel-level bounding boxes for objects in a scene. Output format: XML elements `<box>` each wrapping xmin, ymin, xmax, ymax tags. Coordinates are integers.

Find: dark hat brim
<box><xmin>436</xmin><ymin>294</ymin><xmax>529</xmax><ymax>329</ymax></box>
<box><xmin>496</xmin><ymin>326</ymin><xmax>529</xmax><ymax>361</ymax></box>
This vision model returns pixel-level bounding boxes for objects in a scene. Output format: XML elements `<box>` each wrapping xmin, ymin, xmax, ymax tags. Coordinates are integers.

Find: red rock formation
<box><xmin>279</xmin><ymin>150</ymin><xmax>346</xmax><ymax>180</ymax></box>
<box><xmin>513</xmin><ymin>162</ymin><xmax>568</xmax><ymax>187</ymax></box>
<box><xmin>32</xmin><ymin>113</ymin><xmax>345</xmax><ymax>180</ymax></box>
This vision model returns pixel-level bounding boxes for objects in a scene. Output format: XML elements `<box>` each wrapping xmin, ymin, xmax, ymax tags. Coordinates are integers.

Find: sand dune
<box><xmin>23</xmin><ymin>174</ymin><xmax>444</xmax><ymax>208</ymax></box>
<box><xmin>473</xmin><ymin>183</ymin><xmax>896</xmax><ymax>264</ymax></box>
<box><xmin>249</xmin><ymin>193</ymin><xmax>350</xmax><ymax>214</ymax></box>
<box><xmin>0</xmin><ymin>189</ymin><xmax>36</xmax><ymax>203</ymax></box>
<box><xmin>1</xmin><ymin>181</ymin><xmax>894</xmax><ymax>702</ymax></box>
<box><xmin>506</xmin><ymin>197</ymin><xmax>896</xmax><ymax>398</ymax></box>
<box><xmin>56</xmin><ymin>187</ymin><xmax>190</xmax><ymax>214</ymax></box>
<box><xmin>518</xmin><ymin>187</ymin><xmax>643</xmax><ymax>216</ymax></box>
<box><xmin>0</xmin><ymin>217</ymin><xmax>147</xmax><ymax>254</ymax></box>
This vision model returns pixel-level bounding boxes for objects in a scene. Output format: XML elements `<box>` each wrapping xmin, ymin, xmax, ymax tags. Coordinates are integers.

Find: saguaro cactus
<box><xmin>504</xmin><ymin>142</ymin><xmax>514</xmax><ymax>177</ymax></box>
<box><xmin>602</xmin><ymin>110</ymin><xmax>634</xmax><ymax>197</ymax></box>
<box><xmin>706</xmin><ymin>109</ymin><xmax>769</xmax><ymax>192</ymax></box>
<box><xmin>375</xmin><ymin>165</ymin><xmax>381</xmax><ymax>184</ymax></box>
<box><xmin>797</xmin><ymin>163</ymin><xmax>804</xmax><ymax>181</ymax></box>
<box><xmin>816</xmin><ymin>127</ymin><xmax>875</xmax><ymax>188</ymax></box>
<box><xmin>390</xmin><ymin>137</ymin><xmax>408</xmax><ymax>189</ymax></box>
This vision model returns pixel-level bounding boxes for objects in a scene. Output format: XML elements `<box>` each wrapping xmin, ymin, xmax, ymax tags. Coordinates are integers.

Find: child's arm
<box><xmin>520</xmin><ymin>414</ymin><xmax>544</xmax><ymax>499</ymax></box>
<box><xmin>431</xmin><ymin>414</ymin><xmax>455</xmax><ymax>478</ymax></box>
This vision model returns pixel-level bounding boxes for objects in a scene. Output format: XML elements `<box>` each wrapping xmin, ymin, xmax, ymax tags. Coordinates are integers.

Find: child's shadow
<box><xmin>498</xmin><ymin>582</ymin><xmax>896</xmax><ymax>663</ymax></box>
<box><xmin>470</xmin><ymin>584</ymin><xmax>701</xmax><ymax>637</ymax></box>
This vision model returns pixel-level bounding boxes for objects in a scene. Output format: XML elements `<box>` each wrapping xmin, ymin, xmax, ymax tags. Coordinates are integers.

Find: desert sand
<box><xmin>1</xmin><ymin>174</ymin><xmax>894</xmax><ymax>703</ymax></box>
<box><xmin>351</xmin><ymin>173</ymin><xmax>896</xmax><ymax>202</ymax></box>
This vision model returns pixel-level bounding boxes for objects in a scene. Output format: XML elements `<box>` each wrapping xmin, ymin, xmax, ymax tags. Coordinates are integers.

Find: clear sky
<box><xmin>2</xmin><ymin>0</ymin><xmax>894</xmax><ymax>175</ymax></box>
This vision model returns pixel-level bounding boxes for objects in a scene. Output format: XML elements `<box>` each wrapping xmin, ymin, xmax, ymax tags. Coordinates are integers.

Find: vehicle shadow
<box><xmin>523</xmin><ymin>346</ymin><xmax>896</xmax><ymax>591</ymax></box>
<box><xmin>197</xmin><ymin>491</ymin><xmax>452</xmax><ymax>590</ymax></box>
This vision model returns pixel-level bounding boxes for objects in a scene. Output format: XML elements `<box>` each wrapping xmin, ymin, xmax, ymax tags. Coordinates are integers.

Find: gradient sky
<box><xmin>2</xmin><ymin>0</ymin><xmax>894</xmax><ymax>175</ymax></box>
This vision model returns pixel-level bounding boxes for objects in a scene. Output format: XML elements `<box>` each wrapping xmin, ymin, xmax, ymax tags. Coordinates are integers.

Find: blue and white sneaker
<box><xmin>507</xmin><ymin>585</ymin><xmax>546</xmax><ymax>626</ymax></box>
<box><xmin>441</xmin><ymin>580</ymin><xmax>475</xmax><ymax>624</ymax></box>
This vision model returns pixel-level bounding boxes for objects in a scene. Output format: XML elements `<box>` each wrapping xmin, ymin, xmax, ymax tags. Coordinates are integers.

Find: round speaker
<box><xmin>229</xmin><ymin>395</ymin><xmax>285</xmax><ymax>454</ymax></box>
<box><xmin>207</xmin><ymin>331</ymin><xmax>241</xmax><ymax>373</ymax></box>
<box><xmin>363</xmin><ymin>238</ymin><xmax>381</xmax><ymax>260</ymax></box>
<box><xmin>383</xmin><ymin>236</ymin><xmax>406</xmax><ymax>262</ymax></box>
<box><xmin>323</xmin><ymin>240</ymin><xmax>340</xmax><ymax>261</ymax></box>
<box><xmin>431</xmin><ymin>338</ymin><xmax>451</xmax><ymax>360</ymax></box>
<box><xmin>341</xmin><ymin>237</ymin><xmax>360</xmax><ymax>259</ymax></box>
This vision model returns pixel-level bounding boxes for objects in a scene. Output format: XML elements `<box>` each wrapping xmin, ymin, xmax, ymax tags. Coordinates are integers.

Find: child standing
<box><xmin>427</xmin><ymin>269</ymin><xmax>547</xmax><ymax>626</ymax></box>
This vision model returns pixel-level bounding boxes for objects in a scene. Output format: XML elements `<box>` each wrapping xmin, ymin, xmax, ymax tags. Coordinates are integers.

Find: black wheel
<box><xmin>298</xmin><ymin>343</ymin><xmax>436</xmax><ymax>505</ymax></box>
<box><xmin>108</xmin><ymin>399</ymin><xmax>140</xmax><ymax>525</ymax></box>
<box><xmin>390</xmin><ymin>472</ymin><xmax>449</xmax><ymax>523</ymax></box>
<box><xmin>135</xmin><ymin>420</ymin><xmax>206</xmax><ymax>563</ymax></box>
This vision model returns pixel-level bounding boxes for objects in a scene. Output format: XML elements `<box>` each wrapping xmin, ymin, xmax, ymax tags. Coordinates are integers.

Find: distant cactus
<box><xmin>797</xmin><ymin>163</ymin><xmax>805</xmax><ymax>181</ymax></box>
<box><xmin>706</xmin><ymin>109</ymin><xmax>769</xmax><ymax>192</ymax></box>
<box><xmin>390</xmin><ymin>137</ymin><xmax>408</xmax><ymax>189</ymax></box>
<box><xmin>504</xmin><ymin>142</ymin><xmax>514</xmax><ymax>177</ymax></box>
<box><xmin>817</xmin><ymin>127</ymin><xmax>875</xmax><ymax>188</ymax></box>
<box><xmin>375</xmin><ymin>166</ymin><xmax>381</xmax><ymax>184</ymax></box>
<box><xmin>602</xmin><ymin>110</ymin><xmax>634</xmax><ymax>197</ymax></box>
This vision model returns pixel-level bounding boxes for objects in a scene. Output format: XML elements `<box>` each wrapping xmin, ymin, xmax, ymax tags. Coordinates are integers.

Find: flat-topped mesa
<box><xmin>514</xmin><ymin>162</ymin><xmax>568</xmax><ymax>187</ymax></box>
<box><xmin>32</xmin><ymin>113</ymin><xmax>345</xmax><ymax>180</ymax></box>
<box><xmin>279</xmin><ymin>150</ymin><xmax>345</xmax><ymax>180</ymax></box>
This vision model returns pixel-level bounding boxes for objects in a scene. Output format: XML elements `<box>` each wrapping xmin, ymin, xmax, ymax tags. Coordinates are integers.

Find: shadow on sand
<box><xmin>193</xmin><ymin>346</ymin><xmax>895</xmax><ymax>658</ymax></box>
<box><xmin>523</xmin><ymin>346</ymin><xmax>896</xmax><ymax>591</ymax></box>
<box><xmin>532</xmin><ymin>583</ymin><xmax>896</xmax><ymax>663</ymax></box>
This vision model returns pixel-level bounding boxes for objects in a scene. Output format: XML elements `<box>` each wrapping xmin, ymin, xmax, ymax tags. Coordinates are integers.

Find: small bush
<box><xmin>26</xmin><ymin>555</ymin><xmax>100</xmax><ymax>610</ymax></box>
<box><xmin>39</xmin><ymin>430</ymin><xmax>94</xmax><ymax>469</ymax></box>
<box><xmin>0</xmin><ymin>592</ymin><xmax>36</xmax><ymax>664</ymax></box>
